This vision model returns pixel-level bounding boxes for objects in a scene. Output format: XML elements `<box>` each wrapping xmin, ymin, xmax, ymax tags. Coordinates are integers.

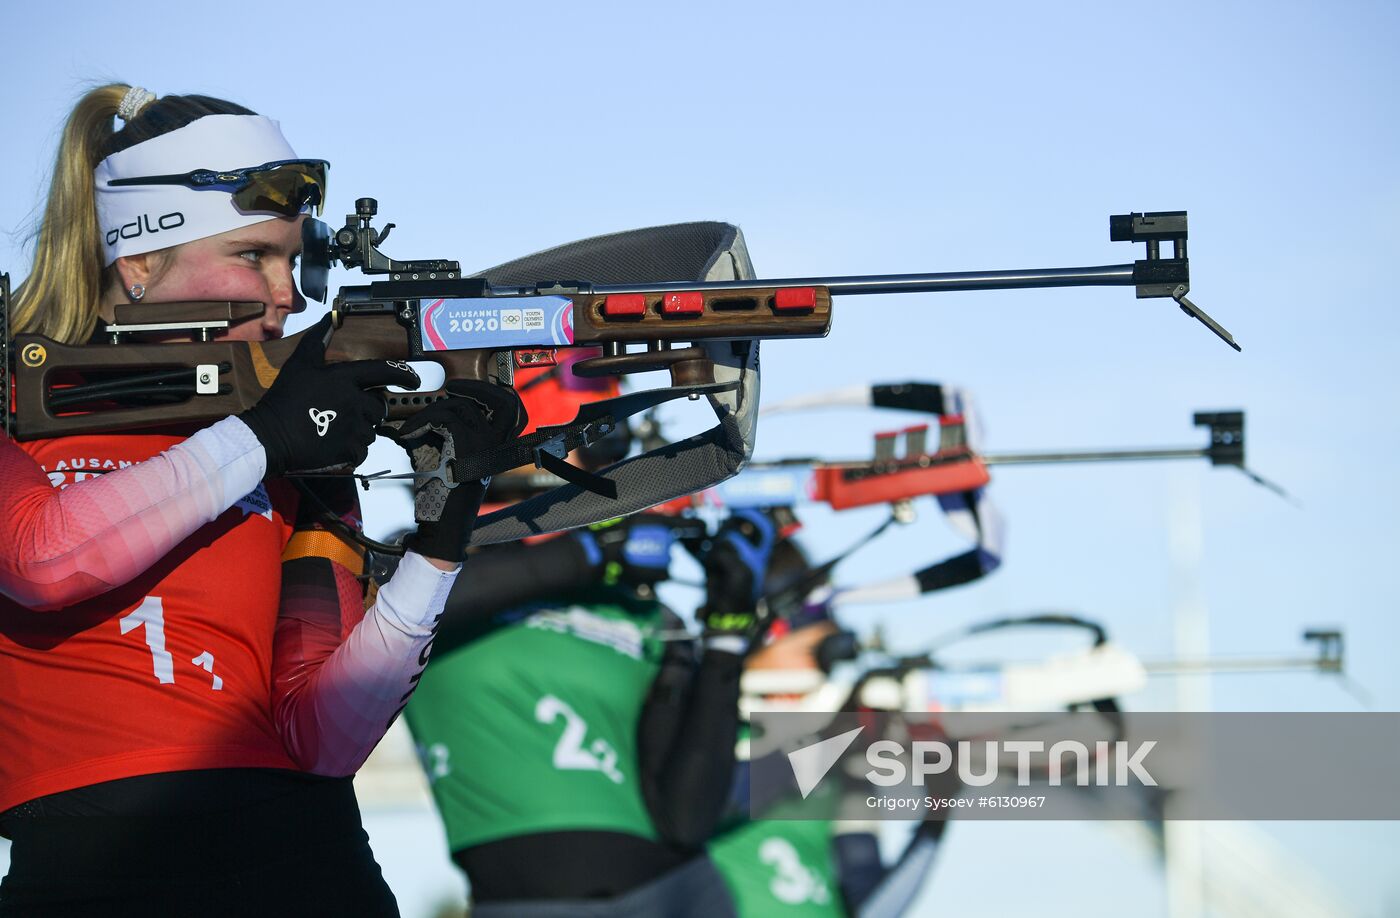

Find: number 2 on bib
<box><xmin>535</xmin><ymin>694</ymin><xmax>625</xmax><ymax>784</ymax></box>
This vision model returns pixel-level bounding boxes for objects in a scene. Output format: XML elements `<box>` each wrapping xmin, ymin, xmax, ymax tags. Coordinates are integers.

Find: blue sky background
<box><xmin>3</xmin><ymin>2</ymin><xmax>1397</xmax><ymax>914</ymax></box>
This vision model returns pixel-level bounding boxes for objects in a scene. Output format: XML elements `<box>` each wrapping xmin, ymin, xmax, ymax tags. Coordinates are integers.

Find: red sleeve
<box><xmin>272</xmin><ymin>552</ymin><xmax>371</xmax><ymax>772</ymax></box>
<box><xmin>0</xmin><ymin>419</ymin><xmax>266</xmax><ymax>610</ymax></box>
<box><xmin>272</xmin><ymin>479</ymin><xmax>457</xmax><ymax>776</ymax></box>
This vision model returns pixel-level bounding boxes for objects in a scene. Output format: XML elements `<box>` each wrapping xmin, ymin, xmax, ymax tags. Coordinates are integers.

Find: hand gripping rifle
<box><xmin>3</xmin><ymin>207</ymin><xmax>1236</xmax><ymax>544</ymax></box>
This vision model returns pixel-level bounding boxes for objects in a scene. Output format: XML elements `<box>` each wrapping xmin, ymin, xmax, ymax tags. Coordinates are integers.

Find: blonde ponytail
<box><xmin>12</xmin><ymin>84</ymin><xmax>130</xmax><ymax>344</ymax></box>
<box><xmin>12</xmin><ymin>85</ymin><xmax>256</xmax><ymax>344</ymax></box>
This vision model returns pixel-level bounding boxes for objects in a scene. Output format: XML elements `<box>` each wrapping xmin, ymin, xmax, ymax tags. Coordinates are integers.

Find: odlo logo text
<box><xmin>106</xmin><ymin>212</ymin><xmax>186</xmax><ymax>246</ymax></box>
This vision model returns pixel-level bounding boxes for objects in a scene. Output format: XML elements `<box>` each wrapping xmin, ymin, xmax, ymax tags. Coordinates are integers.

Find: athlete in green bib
<box><xmin>404</xmin><ymin>509</ymin><xmax>780</xmax><ymax>916</ymax></box>
<box><xmin>709</xmin><ymin>721</ymin><xmax>846</xmax><ymax>917</ymax></box>
<box><xmin>409</xmin><ymin>585</ymin><xmax>671</xmax><ymax>849</ymax></box>
<box><xmin>705</xmin><ymin>554</ymin><xmax>951</xmax><ymax>918</ymax></box>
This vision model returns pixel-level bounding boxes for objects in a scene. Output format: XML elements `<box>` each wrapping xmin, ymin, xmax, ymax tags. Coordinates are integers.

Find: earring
<box><xmin>128</xmin><ymin>283</ymin><xmax>145</xmax><ymax>301</ymax></box>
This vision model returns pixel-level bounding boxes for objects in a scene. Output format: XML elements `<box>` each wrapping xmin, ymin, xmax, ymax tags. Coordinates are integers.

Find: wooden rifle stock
<box><xmin>9</xmin><ymin>284</ymin><xmax>833</xmax><ymax>440</ymax></box>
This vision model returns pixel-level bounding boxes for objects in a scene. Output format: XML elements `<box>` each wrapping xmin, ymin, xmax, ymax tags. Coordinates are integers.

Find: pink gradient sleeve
<box><xmin>0</xmin><ymin>418</ymin><xmax>267</xmax><ymax>611</ymax></box>
<box><xmin>273</xmin><ymin>551</ymin><xmax>457</xmax><ymax>776</ymax></box>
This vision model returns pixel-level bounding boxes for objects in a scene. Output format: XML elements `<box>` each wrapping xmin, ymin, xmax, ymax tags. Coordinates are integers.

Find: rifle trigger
<box><xmin>413</xmin><ymin>454</ymin><xmax>457</xmax><ymax>493</ymax></box>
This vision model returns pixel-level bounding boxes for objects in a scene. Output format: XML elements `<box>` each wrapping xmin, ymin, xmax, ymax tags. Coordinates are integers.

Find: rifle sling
<box><xmin>535</xmin><ymin>449</ymin><xmax>617</xmax><ymax>500</ymax></box>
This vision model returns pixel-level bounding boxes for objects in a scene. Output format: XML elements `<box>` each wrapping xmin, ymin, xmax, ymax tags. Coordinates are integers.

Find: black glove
<box><xmin>692</xmin><ymin>509</ymin><xmax>778</xmax><ymax>638</ymax></box>
<box><xmin>383</xmin><ymin>379</ymin><xmax>527</xmax><ymax>563</ymax></box>
<box><xmin>238</xmin><ymin>315</ymin><xmax>420</xmax><ymax>477</ymax></box>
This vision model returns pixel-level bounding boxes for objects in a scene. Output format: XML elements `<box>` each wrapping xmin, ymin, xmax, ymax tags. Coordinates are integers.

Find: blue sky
<box><xmin>3</xmin><ymin>1</ymin><xmax>1398</xmax><ymax>914</ymax></box>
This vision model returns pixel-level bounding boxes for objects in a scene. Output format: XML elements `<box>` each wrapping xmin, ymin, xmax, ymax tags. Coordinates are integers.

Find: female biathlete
<box><xmin>402</xmin><ymin>367</ymin><xmax>776</xmax><ymax>917</ymax></box>
<box><xmin>0</xmin><ymin>84</ymin><xmax>522</xmax><ymax>916</ymax></box>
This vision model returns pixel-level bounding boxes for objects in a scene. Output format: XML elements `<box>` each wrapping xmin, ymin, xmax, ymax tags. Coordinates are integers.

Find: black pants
<box><xmin>468</xmin><ymin>853</ymin><xmax>737</xmax><ymax>918</ymax></box>
<box><xmin>0</xmin><ymin>769</ymin><xmax>398</xmax><ymax>918</ymax></box>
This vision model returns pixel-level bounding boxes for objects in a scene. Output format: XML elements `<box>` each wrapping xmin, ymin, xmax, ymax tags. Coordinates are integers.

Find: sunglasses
<box><xmin>107</xmin><ymin>159</ymin><xmax>329</xmax><ymax>217</ymax></box>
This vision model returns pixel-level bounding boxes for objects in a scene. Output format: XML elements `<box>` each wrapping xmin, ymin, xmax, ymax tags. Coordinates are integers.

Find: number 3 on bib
<box><xmin>761</xmin><ymin>837</ymin><xmax>832</xmax><ymax>906</ymax></box>
<box><xmin>535</xmin><ymin>694</ymin><xmax>625</xmax><ymax>784</ymax></box>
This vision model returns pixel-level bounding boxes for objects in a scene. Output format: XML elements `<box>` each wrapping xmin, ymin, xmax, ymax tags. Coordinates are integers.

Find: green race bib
<box><xmin>709</xmin><ymin>818</ymin><xmax>844</xmax><ymax>916</ymax></box>
<box><xmin>406</xmin><ymin>590</ymin><xmax>668</xmax><ymax>851</ymax></box>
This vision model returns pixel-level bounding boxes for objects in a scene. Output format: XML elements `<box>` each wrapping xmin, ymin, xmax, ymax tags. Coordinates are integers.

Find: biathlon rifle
<box><xmin>499</xmin><ymin>387</ymin><xmax>1278</xmax><ymax>609</ymax></box>
<box><xmin>747</xmin><ymin>389</ymin><xmax>1292</xmax><ymax>611</ymax></box>
<box><xmin>2</xmin><ymin>207</ymin><xmax>1236</xmax><ymax>544</ymax></box>
<box><xmin>494</xmin><ymin>392</ymin><xmax>1277</xmax><ymax>513</ymax></box>
<box><xmin>856</xmin><ymin>617</ymin><xmax>1346</xmax><ymax>713</ymax></box>
<box><xmin>743</xmin><ymin>618</ymin><xmax>1346</xmax><ymax>716</ymax></box>
<box><xmin>747</xmin><ymin>389</ymin><xmax>1284</xmax><ymax>509</ymax></box>
<box><xmin>805</xmin><ymin>404</ymin><xmax>1287</xmax><ymax>609</ymax></box>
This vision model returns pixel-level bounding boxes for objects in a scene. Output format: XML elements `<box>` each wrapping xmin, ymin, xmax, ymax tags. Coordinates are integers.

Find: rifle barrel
<box><xmin>982</xmin><ymin>447</ymin><xmax>1207</xmax><ymax>466</ymax></box>
<box><xmin>1143</xmin><ymin>656</ymin><xmax>1336</xmax><ymax>675</ymax></box>
<box><xmin>572</xmin><ymin>263</ymin><xmax>1137</xmax><ymax>297</ymax></box>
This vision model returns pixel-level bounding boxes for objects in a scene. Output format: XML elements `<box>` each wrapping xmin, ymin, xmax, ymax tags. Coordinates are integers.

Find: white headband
<box><xmin>94</xmin><ymin>114</ymin><xmax>304</xmax><ymax>265</ymax></box>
